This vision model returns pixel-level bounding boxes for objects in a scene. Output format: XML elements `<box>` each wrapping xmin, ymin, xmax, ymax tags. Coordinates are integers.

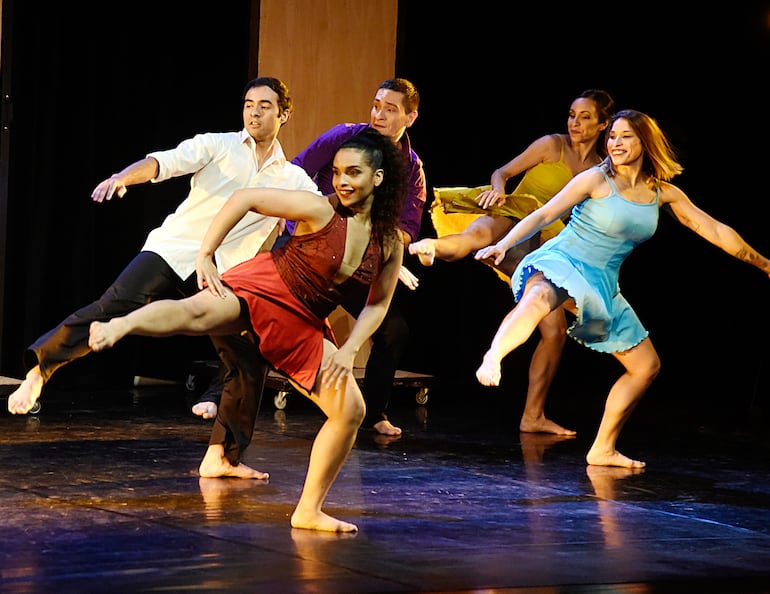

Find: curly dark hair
<box><xmin>337</xmin><ymin>127</ymin><xmax>407</xmax><ymax>245</ymax></box>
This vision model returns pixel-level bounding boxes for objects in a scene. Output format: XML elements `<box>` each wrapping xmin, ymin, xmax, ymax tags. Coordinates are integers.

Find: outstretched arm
<box><xmin>475</xmin><ymin>167</ymin><xmax>599</xmax><ymax>265</ymax></box>
<box><xmin>91</xmin><ymin>157</ymin><xmax>160</xmax><ymax>203</ymax></box>
<box><xmin>665</xmin><ymin>184</ymin><xmax>770</xmax><ymax>277</ymax></box>
<box><xmin>196</xmin><ymin>188</ymin><xmax>332</xmax><ymax>296</ymax></box>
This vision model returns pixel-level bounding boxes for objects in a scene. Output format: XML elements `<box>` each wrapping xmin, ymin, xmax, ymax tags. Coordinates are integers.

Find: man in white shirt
<box><xmin>8</xmin><ymin>76</ymin><xmax>319</xmax><ymax>442</ymax></box>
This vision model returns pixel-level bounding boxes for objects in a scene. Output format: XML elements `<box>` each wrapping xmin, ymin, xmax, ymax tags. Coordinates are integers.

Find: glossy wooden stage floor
<box><xmin>1</xmin><ymin>382</ymin><xmax>769</xmax><ymax>593</ymax></box>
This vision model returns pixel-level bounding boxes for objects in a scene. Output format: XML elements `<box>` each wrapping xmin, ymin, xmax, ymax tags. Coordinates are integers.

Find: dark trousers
<box><xmin>207</xmin><ymin>331</ymin><xmax>270</xmax><ymax>466</ymax></box>
<box><xmin>25</xmin><ymin>251</ymin><xmax>199</xmax><ymax>381</ymax></box>
<box><xmin>26</xmin><ymin>250</ymin><xmax>263</xmax><ymax>466</ymax></box>
<box><xmin>356</xmin><ymin>298</ymin><xmax>409</xmax><ymax>427</ymax></box>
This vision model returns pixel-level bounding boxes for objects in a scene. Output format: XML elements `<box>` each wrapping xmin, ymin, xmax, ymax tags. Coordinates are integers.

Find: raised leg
<box><xmin>88</xmin><ymin>289</ymin><xmax>244</xmax><ymax>352</ymax></box>
<box><xmin>477</xmin><ymin>274</ymin><xmax>561</xmax><ymax>386</ymax></box>
<box><xmin>409</xmin><ymin>215</ymin><xmax>513</xmax><ymax>265</ymax></box>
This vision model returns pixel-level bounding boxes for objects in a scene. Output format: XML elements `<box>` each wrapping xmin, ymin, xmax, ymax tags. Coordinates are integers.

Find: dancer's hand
<box><xmin>408</xmin><ymin>239</ymin><xmax>436</xmax><ymax>267</ymax></box>
<box><xmin>91</xmin><ymin>175</ymin><xmax>128</xmax><ymax>203</ymax></box>
<box><xmin>195</xmin><ymin>253</ymin><xmax>225</xmax><ymax>297</ymax></box>
<box><xmin>398</xmin><ymin>265</ymin><xmax>419</xmax><ymax>290</ymax></box>
<box><xmin>476</xmin><ymin>189</ymin><xmax>506</xmax><ymax>210</ymax></box>
<box><xmin>319</xmin><ymin>348</ymin><xmax>355</xmax><ymax>392</ymax></box>
<box><xmin>474</xmin><ymin>243</ymin><xmax>506</xmax><ymax>266</ymax></box>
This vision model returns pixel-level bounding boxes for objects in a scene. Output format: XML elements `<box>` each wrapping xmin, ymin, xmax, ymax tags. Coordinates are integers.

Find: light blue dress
<box><xmin>511</xmin><ymin>166</ymin><xmax>660</xmax><ymax>353</ymax></box>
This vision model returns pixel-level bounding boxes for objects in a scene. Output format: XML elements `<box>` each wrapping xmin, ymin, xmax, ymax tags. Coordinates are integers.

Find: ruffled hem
<box><xmin>568</xmin><ymin>327</ymin><xmax>649</xmax><ymax>354</ymax></box>
<box><xmin>513</xmin><ymin>262</ymin><xmax>648</xmax><ymax>354</ymax></box>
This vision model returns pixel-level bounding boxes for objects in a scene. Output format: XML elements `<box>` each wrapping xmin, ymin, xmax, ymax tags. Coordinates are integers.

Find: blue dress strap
<box><xmin>597</xmin><ymin>166</ymin><xmax>619</xmax><ymax>195</ymax></box>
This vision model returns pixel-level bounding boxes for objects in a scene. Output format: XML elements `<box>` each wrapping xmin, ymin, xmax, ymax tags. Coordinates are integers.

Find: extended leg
<box><xmin>409</xmin><ymin>215</ymin><xmax>513</xmax><ymax>265</ymax></box>
<box><xmin>8</xmin><ymin>252</ymin><xmax>190</xmax><ymax>414</ymax></box>
<box><xmin>477</xmin><ymin>273</ymin><xmax>563</xmax><ymax>386</ymax></box>
<box><xmin>88</xmin><ymin>288</ymin><xmax>244</xmax><ymax>352</ymax></box>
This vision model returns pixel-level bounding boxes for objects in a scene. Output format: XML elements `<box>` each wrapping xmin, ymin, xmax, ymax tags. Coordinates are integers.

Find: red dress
<box><xmin>222</xmin><ymin>205</ymin><xmax>383</xmax><ymax>392</ymax></box>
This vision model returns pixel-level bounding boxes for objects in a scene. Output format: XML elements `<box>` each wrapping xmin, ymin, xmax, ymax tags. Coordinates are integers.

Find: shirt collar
<box><xmin>398</xmin><ymin>129</ymin><xmax>414</xmax><ymax>161</ymax></box>
<box><xmin>240</xmin><ymin>129</ymin><xmax>287</xmax><ymax>167</ymax></box>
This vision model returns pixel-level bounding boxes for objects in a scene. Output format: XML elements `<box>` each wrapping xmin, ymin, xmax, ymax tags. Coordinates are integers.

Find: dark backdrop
<box><xmin>1</xmin><ymin>1</ymin><xmax>254</xmax><ymax>387</ymax></box>
<box><xmin>395</xmin><ymin>2</ymin><xmax>770</xmax><ymax>413</ymax></box>
<box><xmin>2</xmin><ymin>1</ymin><xmax>769</xmax><ymax>417</ymax></box>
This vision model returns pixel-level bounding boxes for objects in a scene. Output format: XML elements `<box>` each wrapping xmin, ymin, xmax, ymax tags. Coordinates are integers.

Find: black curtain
<box><xmin>3</xmin><ymin>1</ymin><xmax>770</xmax><ymax>410</ymax></box>
<box><xmin>1</xmin><ymin>2</ymin><xmax>253</xmax><ymax>385</ymax></box>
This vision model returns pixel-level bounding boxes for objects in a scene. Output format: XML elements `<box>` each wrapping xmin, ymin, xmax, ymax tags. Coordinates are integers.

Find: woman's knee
<box><xmin>623</xmin><ymin>343</ymin><xmax>661</xmax><ymax>383</ymax></box>
<box><xmin>646</xmin><ymin>355</ymin><xmax>661</xmax><ymax>382</ymax></box>
<box><xmin>349</xmin><ymin>386</ymin><xmax>366</xmax><ymax>425</ymax></box>
<box><xmin>639</xmin><ymin>340</ymin><xmax>661</xmax><ymax>380</ymax></box>
<box><xmin>522</xmin><ymin>282</ymin><xmax>558</xmax><ymax>317</ymax></box>
<box><xmin>539</xmin><ymin>311</ymin><xmax>568</xmax><ymax>343</ymax></box>
<box><xmin>337</xmin><ymin>380</ymin><xmax>366</xmax><ymax>425</ymax></box>
<box><xmin>318</xmin><ymin>380</ymin><xmax>366</xmax><ymax>426</ymax></box>
<box><xmin>464</xmin><ymin>216</ymin><xmax>507</xmax><ymax>246</ymax></box>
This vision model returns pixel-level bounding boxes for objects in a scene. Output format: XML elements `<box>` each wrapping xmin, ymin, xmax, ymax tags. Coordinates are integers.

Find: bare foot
<box><xmin>290</xmin><ymin>527</ymin><xmax>358</xmax><ymax>546</ymax></box>
<box><xmin>88</xmin><ymin>320</ymin><xmax>125</xmax><ymax>352</ymax></box>
<box><xmin>373</xmin><ymin>419</ymin><xmax>402</xmax><ymax>436</ymax></box>
<box><xmin>586</xmin><ymin>448</ymin><xmax>645</xmax><ymax>469</ymax></box>
<box><xmin>475</xmin><ymin>354</ymin><xmax>501</xmax><ymax>386</ymax></box>
<box><xmin>408</xmin><ymin>239</ymin><xmax>436</xmax><ymax>266</ymax></box>
<box><xmin>290</xmin><ymin>508</ymin><xmax>358</xmax><ymax>533</ymax></box>
<box><xmin>192</xmin><ymin>401</ymin><xmax>218</xmax><ymax>419</ymax></box>
<box><xmin>520</xmin><ymin>415</ymin><xmax>576</xmax><ymax>436</ymax></box>
<box><xmin>7</xmin><ymin>368</ymin><xmax>44</xmax><ymax>415</ymax></box>
<box><xmin>198</xmin><ymin>445</ymin><xmax>269</xmax><ymax>480</ymax></box>
<box><xmin>373</xmin><ymin>433</ymin><xmax>402</xmax><ymax>447</ymax></box>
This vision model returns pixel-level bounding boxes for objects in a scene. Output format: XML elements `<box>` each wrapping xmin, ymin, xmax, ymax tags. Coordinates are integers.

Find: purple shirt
<box><xmin>289</xmin><ymin>122</ymin><xmax>426</xmax><ymax>241</ymax></box>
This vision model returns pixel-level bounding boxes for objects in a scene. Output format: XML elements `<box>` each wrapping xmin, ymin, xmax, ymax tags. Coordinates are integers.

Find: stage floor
<box><xmin>1</xmin><ymin>383</ymin><xmax>769</xmax><ymax>593</ymax></box>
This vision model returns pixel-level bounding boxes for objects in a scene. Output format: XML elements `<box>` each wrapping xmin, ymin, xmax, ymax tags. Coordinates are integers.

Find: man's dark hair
<box><xmin>243</xmin><ymin>77</ymin><xmax>294</xmax><ymax>117</ymax></box>
<box><xmin>379</xmin><ymin>78</ymin><xmax>420</xmax><ymax>113</ymax></box>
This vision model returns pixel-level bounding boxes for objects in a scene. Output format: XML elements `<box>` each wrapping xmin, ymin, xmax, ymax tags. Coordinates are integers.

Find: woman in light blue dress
<box><xmin>475</xmin><ymin>109</ymin><xmax>770</xmax><ymax>469</ymax></box>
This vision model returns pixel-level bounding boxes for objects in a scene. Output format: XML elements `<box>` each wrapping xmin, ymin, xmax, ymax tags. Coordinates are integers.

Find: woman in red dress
<box><xmin>89</xmin><ymin>128</ymin><xmax>407</xmax><ymax>533</ymax></box>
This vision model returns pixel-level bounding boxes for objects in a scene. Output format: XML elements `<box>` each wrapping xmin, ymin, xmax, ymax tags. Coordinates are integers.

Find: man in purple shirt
<box><xmin>287</xmin><ymin>81</ymin><xmax>425</xmax><ymax>245</ymax></box>
<box><xmin>293</xmin><ymin>79</ymin><xmax>426</xmax><ymax>436</ymax></box>
<box><xmin>194</xmin><ymin>78</ymin><xmax>427</xmax><ymax>438</ymax></box>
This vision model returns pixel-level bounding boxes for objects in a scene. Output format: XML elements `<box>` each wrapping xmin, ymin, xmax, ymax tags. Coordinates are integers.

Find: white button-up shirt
<box><xmin>142</xmin><ymin>129</ymin><xmax>319</xmax><ymax>279</ymax></box>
